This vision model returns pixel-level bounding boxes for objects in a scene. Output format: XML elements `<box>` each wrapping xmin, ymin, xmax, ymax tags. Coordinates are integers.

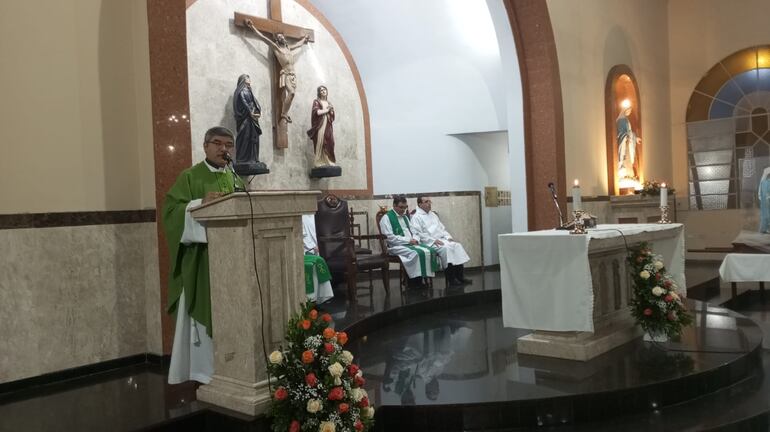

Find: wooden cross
<box><xmin>234</xmin><ymin>0</ymin><xmax>315</xmax><ymax>150</ymax></box>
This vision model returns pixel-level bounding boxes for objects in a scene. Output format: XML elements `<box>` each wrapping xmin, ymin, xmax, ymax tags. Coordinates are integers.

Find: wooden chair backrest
<box><xmin>374</xmin><ymin>207</ymin><xmax>390</xmax><ymax>253</ymax></box>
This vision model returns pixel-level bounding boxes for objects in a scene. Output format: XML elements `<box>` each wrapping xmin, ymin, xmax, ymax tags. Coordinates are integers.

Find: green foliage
<box><xmin>266</xmin><ymin>302</ymin><xmax>374</xmax><ymax>432</ymax></box>
<box><xmin>627</xmin><ymin>242</ymin><xmax>693</xmax><ymax>338</ymax></box>
<box><xmin>637</xmin><ymin>180</ymin><xmax>674</xmax><ymax>197</ymax></box>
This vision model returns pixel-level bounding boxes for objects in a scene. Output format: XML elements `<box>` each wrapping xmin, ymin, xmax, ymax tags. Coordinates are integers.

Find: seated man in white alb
<box><xmin>380</xmin><ymin>195</ymin><xmax>438</xmax><ymax>287</ymax></box>
<box><xmin>302</xmin><ymin>214</ymin><xmax>334</xmax><ymax>303</ymax></box>
<box><xmin>411</xmin><ymin>195</ymin><xmax>471</xmax><ymax>286</ymax></box>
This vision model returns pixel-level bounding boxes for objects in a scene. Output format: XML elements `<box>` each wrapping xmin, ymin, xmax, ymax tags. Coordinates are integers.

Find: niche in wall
<box><xmin>605</xmin><ymin>65</ymin><xmax>643</xmax><ymax>196</ymax></box>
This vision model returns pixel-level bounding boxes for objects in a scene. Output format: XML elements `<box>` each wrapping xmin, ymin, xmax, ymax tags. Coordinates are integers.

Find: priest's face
<box><xmin>204</xmin><ymin>135</ymin><xmax>235</xmax><ymax>167</ymax></box>
<box><xmin>418</xmin><ymin>197</ymin><xmax>432</xmax><ymax>213</ymax></box>
<box><xmin>394</xmin><ymin>201</ymin><xmax>408</xmax><ymax>216</ymax></box>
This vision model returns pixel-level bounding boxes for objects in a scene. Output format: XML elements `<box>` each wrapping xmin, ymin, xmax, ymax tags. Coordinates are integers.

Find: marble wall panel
<box><xmin>186</xmin><ymin>0</ymin><xmax>367</xmax><ymax>191</ymax></box>
<box><xmin>341</xmin><ymin>194</ymin><xmax>484</xmax><ymax>268</ymax></box>
<box><xmin>0</xmin><ymin>223</ymin><xmax>160</xmax><ymax>384</ymax></box>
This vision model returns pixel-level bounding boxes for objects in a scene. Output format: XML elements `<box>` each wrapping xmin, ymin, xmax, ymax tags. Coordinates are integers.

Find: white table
<box><xmin>719</xmin><ymin>253</ymin><xmax>770</xmax><ymax>299</ymax></box>
<box><xmin>498</xmin><ymin>224</ymin><xmax>685</xmax><ymax>360</ymax></box>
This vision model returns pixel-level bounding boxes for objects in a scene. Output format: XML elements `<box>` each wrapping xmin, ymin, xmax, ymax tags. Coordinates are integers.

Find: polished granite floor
<box><xmin>4</xmin><ymin>265</ymin><xmax>770</xmax><ymax>431</ymax></box>
<box><xmin>352</xmin><ymin>300</ymin><xmax>761</xmax><ymax>408</ymax></box>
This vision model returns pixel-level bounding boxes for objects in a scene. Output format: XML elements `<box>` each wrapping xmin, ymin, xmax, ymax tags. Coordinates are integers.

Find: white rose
<box><xmin>652</xmin><ymin>286</ymin><xmax>665</xmax><ymax>296</ymax></box>
<box><xmin>362</xmin><ymin>406</ymin><xmax>375</xmax><ymax>419</ymax></box>
<box><xmin>328</xmin><ymin>362</ymin><xmax>344</xmax><ymax>377</ymax></box>
<box><xmin>653</xmin><ymin>261</ymin><xmax>664</xmax><ymax>270</ymax></box>
<box><xmin>639</xmin><ymin>270</ymin><xmax>650</xmax><ymax>279</ymax></box>
<box><xmin>319</xmin><ymin>421</ymin><xmax>336</xmax><ymax>432</ymax></box>
<box><xmin>334</xmin><ymin>376</ymin><xmax>342</xmax><ymax>385</ymax></box>
<box><xmin>351</xmin><ymin>387</ymin><xmax>367</xmax><ymax>402</ymax></box>
<box><xmin>268</xmin><ymin>350</ymin><xmax>283</xmax><ymax>365</ymax></box>
<box><xmin>340</xmin><ymin>350</ymin><xmax>354</xmax><ymax>365</ymax></box>
<box><xmin>356</xmin><ymin>370</ymin><xmax>363</xmax><ymax>378</ymax></box>
<box><xmin>306</xmin><ymin>398</ymin><xmax>322</xmax><ymax>413</ymax></box>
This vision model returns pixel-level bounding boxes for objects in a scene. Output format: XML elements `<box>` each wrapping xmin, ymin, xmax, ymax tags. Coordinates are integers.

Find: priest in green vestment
<box><xmin>162</xmin><ymin>126</ymin><xmax>243</xmax><ymax>385</ymax></box>
<box><xmin>379</xmin><ymin>195</ymin><xmax>438</xmax><ymax>287</ymax></box>
<box><xmin>302</xmin><ymin>214</ymin><xmax>334</xmax><ymax>303</ymax></box>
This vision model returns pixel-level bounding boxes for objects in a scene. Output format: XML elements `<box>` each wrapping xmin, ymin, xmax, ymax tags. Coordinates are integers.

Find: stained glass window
<box><xmin>686</xmin><ymin>46</ymin><xmax>770</xmax><ymax>210</ymax></box>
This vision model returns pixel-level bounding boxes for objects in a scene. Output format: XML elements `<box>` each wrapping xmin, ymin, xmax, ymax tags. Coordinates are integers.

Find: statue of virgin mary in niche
<box><xmin>617</xmin><ymin>99</ymin><xmax>641</xmax><ymax>183</ymax></box>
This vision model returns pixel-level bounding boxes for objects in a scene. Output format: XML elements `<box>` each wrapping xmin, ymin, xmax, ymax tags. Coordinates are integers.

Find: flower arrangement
<box><xmin>267</xmin><ymin>303</ymin><xmax>374</xmax><ymax>432</ymax></box>
<box><xmin>627</xmin><ymin>242</ymin><xmax>692</xmax><ymax>338</ymax></box>
<box><xmin>636</xmin><ymin>180</ymin><xmax>675</xmax><ymax>197</ymax></box>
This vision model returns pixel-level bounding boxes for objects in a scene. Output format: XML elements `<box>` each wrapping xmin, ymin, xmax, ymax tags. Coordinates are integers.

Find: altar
<box><xmin>499</xmin><ymin>224</ymin><xmax>685</xmax><ymax>360</ymax></box>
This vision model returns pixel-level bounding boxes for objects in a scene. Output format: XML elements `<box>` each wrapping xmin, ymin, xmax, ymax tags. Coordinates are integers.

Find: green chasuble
<box><xmin>385</xmin><ymin>209</ymin><xmax>439</xmax><ymax>274</ymax></box>
<box><xmin>304</xmin><ymin>254</ymin><xmax>332</xmax><ymax>295</ymax></box>
<box><xmin>162</xmin><ymin>161</ymin><xmax>235</xmax><ymax>337</ymax></box>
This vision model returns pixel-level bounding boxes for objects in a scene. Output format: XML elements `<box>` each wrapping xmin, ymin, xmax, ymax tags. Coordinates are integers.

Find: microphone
<box><xmin>548</xmin><ymin>182</ymin><xmax>565</xmax><ymax>229</ymax></box>
<box><xmin>221</xmin><ymin>153</ymin><xmax>245</xmax><ymax>192</ymax></box>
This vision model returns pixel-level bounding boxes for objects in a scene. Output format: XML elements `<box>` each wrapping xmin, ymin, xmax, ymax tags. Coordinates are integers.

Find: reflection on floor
<box><xmin>3</xmin><ymin>265</ymin><xmax>770</xmax><ymax>431</ymax></box>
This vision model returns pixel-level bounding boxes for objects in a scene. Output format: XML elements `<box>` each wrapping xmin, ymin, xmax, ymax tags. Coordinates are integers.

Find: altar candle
<box><xmin>572</xmin><ymin>179</ymin><xmax>582</xmax><ymax>211</ymax></box>
<box><xmin>660</xmin><ymin>183</ymin><xmax>668</xmax><ymax>207</ymax></box>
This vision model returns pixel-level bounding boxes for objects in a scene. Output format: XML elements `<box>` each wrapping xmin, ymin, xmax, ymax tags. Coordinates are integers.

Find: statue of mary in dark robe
<box><xmin>233</xmin><ymin>74</ymin><xmax>268</xmax><ymax>175</ymax></box>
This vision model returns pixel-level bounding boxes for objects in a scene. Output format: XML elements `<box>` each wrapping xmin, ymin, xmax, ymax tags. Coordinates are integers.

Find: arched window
<box><xmin>605</xmin><ymin>66</ymin><xmax>642</xmax><ymax>195</ymax></box>
<box><xmin>686</xmin><ymin>46</ymin><xmax>770</xmax><ymax>210</ymax></box>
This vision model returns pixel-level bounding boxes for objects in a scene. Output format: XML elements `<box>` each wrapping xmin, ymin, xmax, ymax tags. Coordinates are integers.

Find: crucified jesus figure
<box><xmin>245</xmin><ymin>19</ymin><xmax>310</xmax><ymax>123</ymax></box>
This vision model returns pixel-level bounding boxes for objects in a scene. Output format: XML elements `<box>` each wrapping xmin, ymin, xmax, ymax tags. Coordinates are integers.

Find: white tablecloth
<box><xmin>499</xmin><ymin>224</ymin><xmax>685</xmax><ymax>333</ymax></box>
<box><xmin>719</xmin><ymin>253</ymin><xmax>770</xmax><ymax>282</ymax></box>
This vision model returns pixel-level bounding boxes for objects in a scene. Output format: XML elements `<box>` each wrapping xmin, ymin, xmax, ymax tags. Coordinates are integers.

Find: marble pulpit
<box><xmin>189</xmin><ymin>191</ymin><xmax>319</xmax><ymax>415</ymax></box>
<box><xmin>499</xmin><ymin>224</ymin><xmax>685</xmax><ymax>361</ymax></box>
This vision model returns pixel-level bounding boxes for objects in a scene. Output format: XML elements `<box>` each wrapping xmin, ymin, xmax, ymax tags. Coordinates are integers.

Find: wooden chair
<box><xmin>315</xmin><ymin>194</ymin><xmax>389</xmax><ymax>300</ymax></box>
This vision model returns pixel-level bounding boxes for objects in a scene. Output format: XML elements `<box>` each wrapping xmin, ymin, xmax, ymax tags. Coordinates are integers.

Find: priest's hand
<box><xmin>434</xmin><ymin>239</ymin><xmax>444</xmax><ymax>247</ymax></box>
<box><xmin>203</xmin><ymin>191</ymin><xmax>225</xmax><ymax>204</ymax></box>
<box><xmin>409</xmin><ymin>239</ymin><xmax>418</xmax><ymax>245</ymax></box>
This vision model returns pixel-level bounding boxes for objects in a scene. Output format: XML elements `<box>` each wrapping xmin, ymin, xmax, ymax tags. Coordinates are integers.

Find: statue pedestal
<box><xmin>190</xmin><ymin>191</ymin><xmax>319</xmax><ymax>416</ymax></box>
<box><xmin>310</xmin><ymin>165</ymin><xmax>342</xmax><ymax>179</ymax></box>
<box><xmin>234</xmin><ymin>161</ymin><xmax>269</xmax><ymax>176</ymax></box>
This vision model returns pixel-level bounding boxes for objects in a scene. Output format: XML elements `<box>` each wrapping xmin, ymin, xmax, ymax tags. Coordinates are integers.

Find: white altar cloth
<box><xmin>499</xmin><ymin>224</ymin><xmax>685</xmax><ymax>333</ymax></box>
<box><xmin>719</xmin><ymin>253</ymin><xmax>770</xmax><ymax>282</ymax></box>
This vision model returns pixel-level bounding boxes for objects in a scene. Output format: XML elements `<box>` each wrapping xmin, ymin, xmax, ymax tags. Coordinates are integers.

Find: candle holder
<box><xmin>570</xmin><ymin>210</ymin><xmax>587</xmax><ymax>234</ymax></box>
<box><xmin>658</xmin><ymin>205</ymin><xmax>671</xmax><ymax>224</ymax></box>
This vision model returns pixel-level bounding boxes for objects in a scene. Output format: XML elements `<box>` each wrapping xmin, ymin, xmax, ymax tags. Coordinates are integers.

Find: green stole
<box><xmin>304</xmin><ymin>254</ymin><xmax>332</xmax><ymax>295</ymax></box>
<box><xmin>386</xmin><ymin>209</ymin><xmax>439</xmax><ymax>276</ymax></box>
<box><xmin>162</xmin><ymin>161</ymin><xmax>235</xmax><ymax>337</ymax></box>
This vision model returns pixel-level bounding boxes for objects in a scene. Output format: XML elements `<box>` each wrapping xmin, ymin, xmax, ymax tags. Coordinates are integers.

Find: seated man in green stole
<box><xmin>302</xmin><ymin>213</ymin><xmax>334</xmax><ymax>303</ymax></box>
<box><xmin>162</xmin><ymin>126</ymin><xmax>244</xmax><ymax>385</ymax></box>
<box><xmin>379</xmin><ymin>195</ymin><xmax>438</xmax><ymax>287</ymax></box>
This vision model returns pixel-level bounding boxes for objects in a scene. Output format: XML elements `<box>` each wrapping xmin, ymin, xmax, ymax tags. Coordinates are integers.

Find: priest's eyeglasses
<box><xmin>206</xmin><ymin>139</ymin><xmax>235</xmax><ymax>150</ymax></box>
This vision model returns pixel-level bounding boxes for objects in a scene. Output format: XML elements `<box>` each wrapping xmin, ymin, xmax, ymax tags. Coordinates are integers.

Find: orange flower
<box><xmin>337</xmin><ymin>332</ymin><xmax>348</xmax><ymax>345</ymax></box>
<box><xmin>309</xmin><ymin>309</ymin><xmax>318</xmax><ymax>320</ymax></box>
<box><xmin>322</xmin><ymin>313</ymin><xmax>332</xmax><ymax>323</ymax></box>
<box><xmin>301</xmin><ymin>320</ymin><xmax>311</xmax><ymax>330</ymax></box>
<box><xmin>323</xmin><ymin>327</ymin><xmax>336</xmax><ymax>339</ymax></box>
<box><xmin>302</xmin><ymin>350</ymin><xmax>315</xmax><ymax>364</ymax></box>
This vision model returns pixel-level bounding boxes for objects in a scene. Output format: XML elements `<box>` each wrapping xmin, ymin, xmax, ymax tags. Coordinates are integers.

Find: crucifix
<box><xmin>234</xmin><ymin>2</ymin><xmax>315</xmax><ymax>150</ymax></box>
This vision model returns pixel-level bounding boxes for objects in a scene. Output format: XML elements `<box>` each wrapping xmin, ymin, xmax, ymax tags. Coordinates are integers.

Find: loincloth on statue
<box><xmin>279</xmin><ymin>70</ymin><xmax>297</xmax><ymax>90</ymax></box>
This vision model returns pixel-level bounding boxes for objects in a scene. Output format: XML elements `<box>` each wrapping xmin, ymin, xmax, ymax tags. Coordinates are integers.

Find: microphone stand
<box><xmin>223</xmin><ymin>154</ymin><xmax>245</xmax><ymax>192</ymax></box>
<box><xmin>548</xmin><ymin>183</ymin><xmax>565</xmax><ymax>229</ymax></box>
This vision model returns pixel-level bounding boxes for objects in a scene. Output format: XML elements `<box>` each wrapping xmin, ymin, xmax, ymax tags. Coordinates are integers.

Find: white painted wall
<box><xmin>308</xmin><ymin>0</ymin><xmax>526</xmax><ymax>263</ymax></box>
<box><xmin>547</xmin><ymin>0</ymin><xmax>672</xmax><ymax>197</ymax></box>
